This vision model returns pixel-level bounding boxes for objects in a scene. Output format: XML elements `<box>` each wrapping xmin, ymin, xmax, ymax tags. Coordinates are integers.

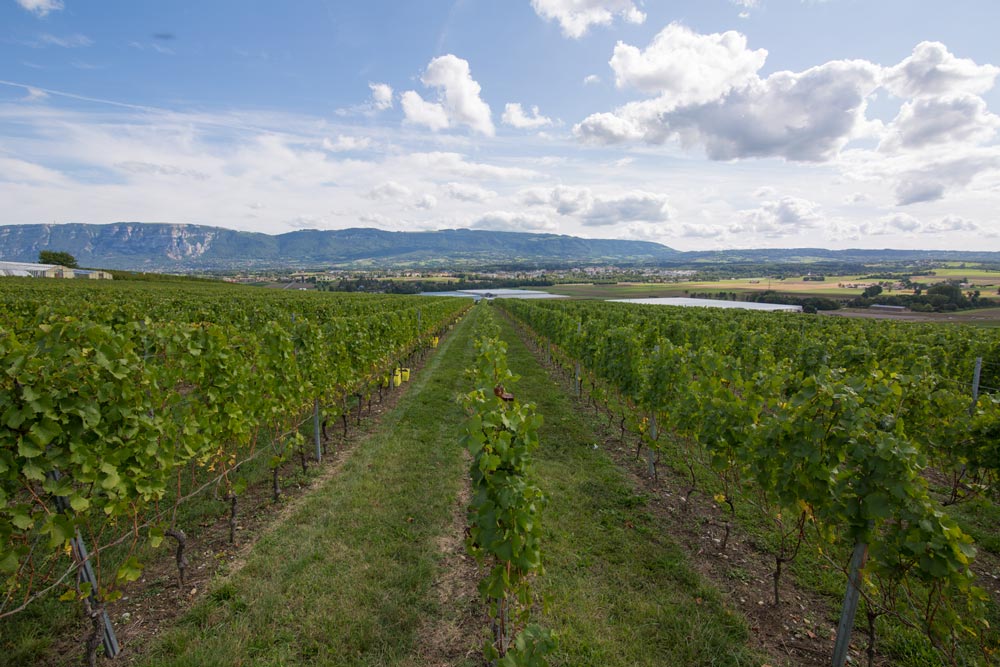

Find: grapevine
<box><xmin>460</xmin><ymin>311</ymin><xmax>555</xmax><ymax>666</ymax></box>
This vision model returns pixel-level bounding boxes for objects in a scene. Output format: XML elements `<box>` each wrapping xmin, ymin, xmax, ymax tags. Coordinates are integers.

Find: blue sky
<box><xmin>1</xmin><ymin>0</ymin><xmax>998</xmax><ymax>251</ymax></box>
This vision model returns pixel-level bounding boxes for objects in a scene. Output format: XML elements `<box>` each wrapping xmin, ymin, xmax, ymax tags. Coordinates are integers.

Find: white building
<box><xmin>0</xmin><ymin>261</ymin><xmax>111</xmax><ymax>280</ymax></box>
<box><xmin>609</xmin><ymin>297</ymin><xmax>802</xmax><ymax>312</ymax></box>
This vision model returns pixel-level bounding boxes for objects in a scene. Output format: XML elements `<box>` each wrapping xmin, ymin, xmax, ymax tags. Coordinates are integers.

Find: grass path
<box><xmin>138</xmin><ymin>307</ymin><xmax>485</xmax><ymax>667</ymax></box>
<box><xmin>136</xmin><ymin>303</ymin><xmax>763</xmax><ymax>666</ymax></box>
<box><xmin>488</xmin><ymin>306</ymin><xmax>763</xmax><ymax>666</ymax></box>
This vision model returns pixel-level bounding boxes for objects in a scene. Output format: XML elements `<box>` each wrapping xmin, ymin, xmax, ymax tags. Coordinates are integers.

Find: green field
<box><xmin>544</xmin><ymin>269</ymin><xmax>1000</xmax><ymax>302</ymax></box>
<box><xmin>538</xmin><ymin>275</ymin><xmax>1000</xmax><ymax>325</ymax></box>
<box><xmin>912</xmin><ymin>267</ymin><xmax>1000</xmax><ymax>284</ymax></box>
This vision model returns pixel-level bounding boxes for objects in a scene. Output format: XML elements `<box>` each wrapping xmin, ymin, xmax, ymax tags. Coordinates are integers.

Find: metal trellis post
<box><xmin>314</xmin><ymin>397</ymin><xmax>322</xmax><ymax>462</ymax></box>
<box><xmin>970</xmin><ymin>357</ymin><xmax>983</xmax><ymax>415</ymax></box>
<box><xmin>832</xmin><ymin>541</ymin><xmax>868</xmax><ymax>667</ymax></box>
<box><xmin>47</xmin><ymin>470</ymin><xmax>120</xmax><ymax>659</ymax></box>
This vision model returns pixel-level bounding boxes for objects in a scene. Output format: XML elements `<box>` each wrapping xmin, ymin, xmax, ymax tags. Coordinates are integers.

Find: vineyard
<box><xmin>497</xmin><ymin>297</ymin><xmax>1000</xmax><ymax>666</ymax></box>
<box><xmin>0</xmin><ymin>278</ymin><xmax>469</xmax><ymax>665</ymax></box>
<box><xmin>2</xmin><ymin>278</ymin><xmax>999</xmax><ymax>666</ymax></box>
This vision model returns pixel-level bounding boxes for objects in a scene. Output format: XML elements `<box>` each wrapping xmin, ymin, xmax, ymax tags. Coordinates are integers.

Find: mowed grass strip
<box><xmin>138</xmin><ymin>307</ymin><xmax>483</xmax><ymax>667</ymax></box>
<box><xmin>491</xmin><ymin>307</ymin><xmax>764</xmax><ymax>667</ymax></box>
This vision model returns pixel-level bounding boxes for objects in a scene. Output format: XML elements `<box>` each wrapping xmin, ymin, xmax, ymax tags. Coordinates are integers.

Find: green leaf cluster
<box><xmin>499</xmin><ymin>297</ymin><xmax>994</xmax><ymax>660</ymax></box>
<box><xmin>0</xmin><ymin>281</ymin><xmax>470</xmax><ymax>614</ymax></box>
<box><xmin>460</xmin><ymin>318</ymin><xmax>553</xmax><ymax>664</ymax></box>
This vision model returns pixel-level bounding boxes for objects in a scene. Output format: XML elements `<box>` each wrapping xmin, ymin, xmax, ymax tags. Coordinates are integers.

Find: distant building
<box><xmin>610</xmin><ymin>297</ymin><xmax>803</xmax><ymax>313</ymax></box>
<box><xmin>0</xmin><ymin>261</ymin><xmax>111</xmax><ymax>280</ymax></box>
<box><xmin>73</xmin><ymin>269</ymin><xmax>114</xmax><ymax>280</ymax></box>
<box><xmin>870</xmin><ymin>304</ymin><xmax>906</xmax><ymax>312</ymax></box>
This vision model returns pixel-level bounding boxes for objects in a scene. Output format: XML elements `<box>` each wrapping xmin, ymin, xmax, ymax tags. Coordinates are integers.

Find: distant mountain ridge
<box><xmin>0</xmin><ymin>222</ymin><xmax>997</xmax><ymax>271</ymax></box>
<box><xmin>0</xmin><ymin>223</ymin><xmax>679</xmax><ymax>270</ymax></box>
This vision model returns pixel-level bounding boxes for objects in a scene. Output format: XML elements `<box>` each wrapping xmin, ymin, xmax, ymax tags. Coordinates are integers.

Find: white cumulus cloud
<box><xmin>858</xmin><ymin>213</ymin><xmax>920</xmax><ymax>236</ymax></box>
<box><xmin>884</xmin><ymin>42</ymin><xmax>999</xmax><ymax>98</ymax></box>
<box><xmin>609</xmin><ymin>23</ymin><xmax>767</xmax><ymax>105</ymax></box>
<box><xmin>369</xmin><ymin>82</ymin><xmax>393</xmax><ymax>110</ymax></box>
<box><xmin>925</xmin><ymin>215</ymin><xmax>980</xmax><ymax>233</ymax></box>
<box><xmin>886</xmin><ymin>212</ymin><xmax>921</xmax><ymax>232</ymax></box>
<box><xmin>731</xmin><ymin>196</ymin><xmax>822</xmax><ymax>237</ymax></box>
<box><xmin>574</xmin><ymin>111</ymin><xmax>640</xmax><ymax>143</ymax></box>
<box><xmin>367</xmin><ymin>181</ymin><xmax>412</xmax><ymax>200</ymax></box>
<box><xmin>400</xmin><ymin>91</ymin><xmax>450</xmax><ymax>131</ymax></box>
<box><xmin>893</xmin><ymin>153</ymin><xmax>1000</xmax><ymax>205</ymax></box>
<box><xmin>858</xmin><ymin>213</ymin><xmax>983</xmax><ymax>237</ymax></box>
<box><xmin>531</xmin><ymin>0</ymin><xmax>645</xmax><ymax>39</ymax></box>
<box><xmin>571</xmin><ymin>28</ymin><xmax>1000</xmax><ymax>172</ymax></box>
<box><xmin>880</xmin><ymin>94</ymin><xmax>1000</xmax><ymax>152</ymax></box>
<box><xmin>443</xmin><ymin>182</ymin><xmax>496</xmax><ymax>202</ymax></box>
<box><xmin>551</xmin><ymin>186</ymin><xmax>594</xmax><ymax>214</ymax></box>
<box><xmin>577</xmin><ymin>57</ymin><xmax>881</xmax><ymax>162</ymax></box>
<box><xmin>402</xmin><ymin>55</ymin><xmax>494</xmax><ymax>135</ymax></box>
<box><xmin>580</xmin><ymin>191</ymin><xmax>671</xmax><ymax>226</ymax></box>
<box><xmin>502</xmin><ymin>103</ymin><xmax>553</xmax><ymax>129</ymax></box>
<box><xmin>520</xmin><ymin>186</ymin><xmax>670</xmax><ymax>226</ymax></box>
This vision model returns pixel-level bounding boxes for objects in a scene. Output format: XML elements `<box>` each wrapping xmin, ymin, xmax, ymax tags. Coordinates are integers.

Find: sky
<box><xmin>1</xmin><ymin>0</ymin><xmax>998</xmax><ymax>252</ymax></box>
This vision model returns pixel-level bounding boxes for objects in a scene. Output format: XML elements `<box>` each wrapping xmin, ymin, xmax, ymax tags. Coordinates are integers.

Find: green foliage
<box><xmin>0</xmin><ymin>279</ymin><xmax>470</xmax><ymax>620</ymax></box>
<box><xmin>37</xmin><ymin>250</ymin><xmax>77</xmax><ymax>268</ymax></box>
<box><xmin>498</xmin><ymin>296</ymin><xmax>995</xmax><ymax>664</ymax></box>
<box><xmin>850</xmin><ymin>279</ymin><xmax>996</xmax><ymax>311</ymax></box>
<box><xmin>460</xmin><ymin>318</ymin><xmax>554</xmax><ymax>664</ymax></box>
<box><xmin>863</xmin><ymin>284</ymin><xmax>883</xmax><ymax>298</ymax></box>
<box><xmin>500</xmin><ymin>624</ymin><xmax>557</xmax><ymax>667</ymax></box>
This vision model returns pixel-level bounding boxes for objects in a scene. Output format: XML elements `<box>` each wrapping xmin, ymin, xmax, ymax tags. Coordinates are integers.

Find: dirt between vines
<box><xmin>42</xmin><ymin>341</ymin><xmax>443</xmax><ymax>667</ymax></box>
<box><xmin>514</xmin><ymin>331</ymin><xmax>861</xmax><ymax>667</ymax></box>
